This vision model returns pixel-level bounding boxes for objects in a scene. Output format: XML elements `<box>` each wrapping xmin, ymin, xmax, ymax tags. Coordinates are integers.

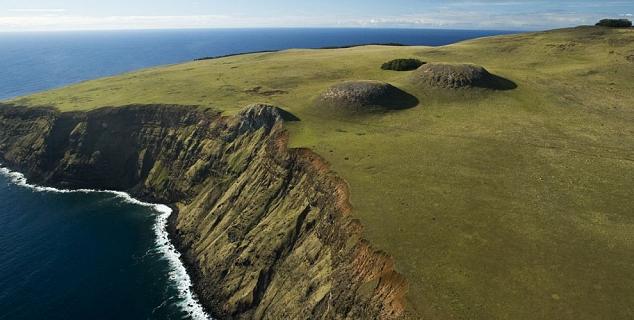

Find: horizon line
<box><xmin>0</xmin><ymin>25</ymin><xmax>568</xmax><ymax>34</ymax></box>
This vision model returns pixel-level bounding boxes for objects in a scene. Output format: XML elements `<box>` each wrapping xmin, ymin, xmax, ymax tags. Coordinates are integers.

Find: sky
<box><xmin>0</xmin><ymin>0</ymin><xmax>633</xmax><ymax>32</ymax></box>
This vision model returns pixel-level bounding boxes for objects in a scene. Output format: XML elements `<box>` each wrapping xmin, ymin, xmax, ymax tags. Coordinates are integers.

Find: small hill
<box><xmin>381</xmin><ymin>58</ymin><xmax>426</xmax><ymax>71</ymax></box>
<box><xmin>410</xmin><ymin>63</ymin><xmax>516</xmax><ymax>90</ymax></box>
<box><xmin>315</xmin><ymin>80</ymin><xmax>418</xmax><ymax>114</ymax></box>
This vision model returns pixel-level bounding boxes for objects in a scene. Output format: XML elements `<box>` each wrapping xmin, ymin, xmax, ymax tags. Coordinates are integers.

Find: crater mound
<box><xmin>410</xmin><ymin>63</ymin><xmax>516</xmax><ymax>90</ymax></box>
<box><xmin>316</xmin><ymin>81</ymin><xmax>418</xmax><ymax>114</ymax></box>
<box><xmin>381</xmin><ymin>58</ymin><xmax>426</xmax><ymax>71</ymax></box>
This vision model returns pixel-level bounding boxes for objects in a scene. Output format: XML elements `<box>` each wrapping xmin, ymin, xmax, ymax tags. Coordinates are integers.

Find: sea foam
<box><xmin>0</xmin><ymin>165</ymin><xmax>210</xmax><ymax>320</ymax></box>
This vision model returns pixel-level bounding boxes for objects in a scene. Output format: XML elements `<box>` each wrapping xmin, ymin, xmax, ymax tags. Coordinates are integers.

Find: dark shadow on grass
<box><xmin>482</xmin><ymin>74</ymin><xmax>518</xmax><ymax>91</ymax></box>
<box><xmin>277</xmin><ymin>108</ymin><xmax>301</xmax><ymax>122</ymax></box>
<box><xmin>377</xmin><ymin>88</ymin><xmax>420</xmax><ymax>110</ymax></box>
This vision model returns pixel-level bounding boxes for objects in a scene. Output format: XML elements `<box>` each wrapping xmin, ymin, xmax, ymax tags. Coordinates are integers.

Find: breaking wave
<box><xmin>0</xmin><ymin>165</ymin><xmax>210</xmax><ymax>320</ymax></box>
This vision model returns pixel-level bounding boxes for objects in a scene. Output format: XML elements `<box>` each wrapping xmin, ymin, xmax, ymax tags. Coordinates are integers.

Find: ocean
<box><xmin>0</xmin><ymin>28</ymin><xmax>517</xmax><ymax>319</ymax></box>
<box><xmin>0</xmin><ymin>169</ymin><xmax>207</xmax><ymax>320</ymax></box>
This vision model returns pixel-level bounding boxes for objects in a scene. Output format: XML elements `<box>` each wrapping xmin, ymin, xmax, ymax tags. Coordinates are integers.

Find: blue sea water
<box><xmin>0</xmin><ymin>169</ymin><xmax>208</xmax><ymax>320</ymax></box>
<box><xmin>0</xmin><ymin>28</ymin><xmax>518</xmax><ymax>320</ymax></box>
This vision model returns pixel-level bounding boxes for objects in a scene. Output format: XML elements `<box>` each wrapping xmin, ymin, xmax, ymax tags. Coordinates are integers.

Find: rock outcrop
<box><xmin>0</xmin><ymin>103</ymin><xmax>407</xmax><ymax>320</ymax></box>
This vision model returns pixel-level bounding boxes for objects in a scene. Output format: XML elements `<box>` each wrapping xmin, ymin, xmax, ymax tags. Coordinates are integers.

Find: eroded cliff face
<box><xmin>0</xmin><ymin>103</ymin><xmax>407</xmax><ymax>320</ymax></box>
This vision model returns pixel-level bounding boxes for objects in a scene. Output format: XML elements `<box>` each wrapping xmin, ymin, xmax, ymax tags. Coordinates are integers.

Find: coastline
<box><xmin>0</xmin><ymin>104</ymin><xmax>408</xmax><ymax>319</ymax></box>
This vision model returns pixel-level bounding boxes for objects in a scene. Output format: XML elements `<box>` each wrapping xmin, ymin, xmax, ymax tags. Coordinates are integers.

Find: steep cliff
<box><xmin>0</xmin><ymin>103</ymin><xmax>407</xmax><ymax>319</ymax></box>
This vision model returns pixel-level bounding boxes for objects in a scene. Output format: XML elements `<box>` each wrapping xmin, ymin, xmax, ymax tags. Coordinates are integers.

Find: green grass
<box><xmin>6</xmin><ymin>26</ymin><xmax>634</xmax><ymax>319</ymax></box>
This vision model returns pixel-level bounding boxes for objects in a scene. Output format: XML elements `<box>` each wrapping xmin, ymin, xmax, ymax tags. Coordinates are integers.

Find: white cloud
<box><xmin>341</xmin><ymin>11</ymin><xmax>602</xmax><ymax>30</ymax></box>
<box><xmin>0</xmin><ymin>10</ymin><xmax>615</xmax><ymax>32</ymax></box>
<box><xmin>0</xmin><ymin>15</ymin><xmax>238</xmax><ymax>31</ymax></box>
<box><xmin>8</xmin><ymin>9</ymin><xmax>67</xmax><ymax>13</ymax></box>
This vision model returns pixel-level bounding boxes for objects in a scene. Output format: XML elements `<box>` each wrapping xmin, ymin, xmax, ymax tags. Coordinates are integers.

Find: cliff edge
<box><xmin>0</xmin><ymin>103</ymin><xmax>407</xmax><ymax>319</ymax></box>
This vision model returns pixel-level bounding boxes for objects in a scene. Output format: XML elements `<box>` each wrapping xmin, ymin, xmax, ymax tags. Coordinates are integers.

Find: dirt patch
<box><xmin>245</xmin><ymin>86</ymin><xmax>288</xmax><ymax>96</ymax></box>
<box><xmin>546</xmin><ymin>41</ymin><xmax>579</xmax><ymax>51</ymax></box>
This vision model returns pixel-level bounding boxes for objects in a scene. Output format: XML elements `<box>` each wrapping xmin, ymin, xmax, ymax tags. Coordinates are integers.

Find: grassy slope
<box><xmin>7</xmin><ymin>26</ymin><xmax>634</xmax><ymax>319</ymax></box>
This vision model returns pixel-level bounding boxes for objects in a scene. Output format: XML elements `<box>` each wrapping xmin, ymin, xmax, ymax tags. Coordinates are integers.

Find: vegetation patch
<box><xmin>410</xmin><ymin>63</ymin><xmax>517</xmax><ymax>90</ymax></box>
<box><xmin>596</xmin><ymin>19</ymin><xmax>632</xmax><ymax>28</ymax></box>
<box><xmin>381</xmin><ymin>58</ymin><xmax>426</xmax><ymax>71</ymax></box>
<box><xmin>320</xmin><ymin>42</ymin><xmax>405</xmax><ymax>49</ymax></box>
<box><xmin>316</xmin><ymin>80</ymin><xmax>418</xmax><ymax>114</ymax></box>
<box><xmin>546</xmin><ymin>41</ymin><xmax>579</xmax><ymax>51</ymax></box>
<box><xmin>244</xmin><ymin>86</ymin><xmax>288</xmax><ymax>96</ymax></box>
<box><xmin>194</xmin><ymin>50</ymin><xmax>277</xmax><ymax>61</ymax></box>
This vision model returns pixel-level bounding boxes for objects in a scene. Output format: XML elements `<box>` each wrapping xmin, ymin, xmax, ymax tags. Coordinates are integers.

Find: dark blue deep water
<box><xmin>0</xmin><ymin>171</ymin><xmax>207</xmax><ymax>320</ymax></box>
<box><xmin>0</xmin><ymin>28</ymin><xmax>517</xmax><ymax>320</ymax></box>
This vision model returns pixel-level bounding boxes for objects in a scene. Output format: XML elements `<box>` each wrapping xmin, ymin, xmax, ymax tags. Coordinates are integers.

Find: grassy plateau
<box><xmin>5</xmin><ymin>26</ymin><xmax>634</xmax><ymax>319</ymax></box>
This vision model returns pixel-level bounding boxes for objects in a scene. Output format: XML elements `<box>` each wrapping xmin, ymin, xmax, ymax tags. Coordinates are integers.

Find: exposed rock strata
<box><xmin>0</xmin><ymin>103</ymin><xmax>407</xmax><ymax>320</ymax></box>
